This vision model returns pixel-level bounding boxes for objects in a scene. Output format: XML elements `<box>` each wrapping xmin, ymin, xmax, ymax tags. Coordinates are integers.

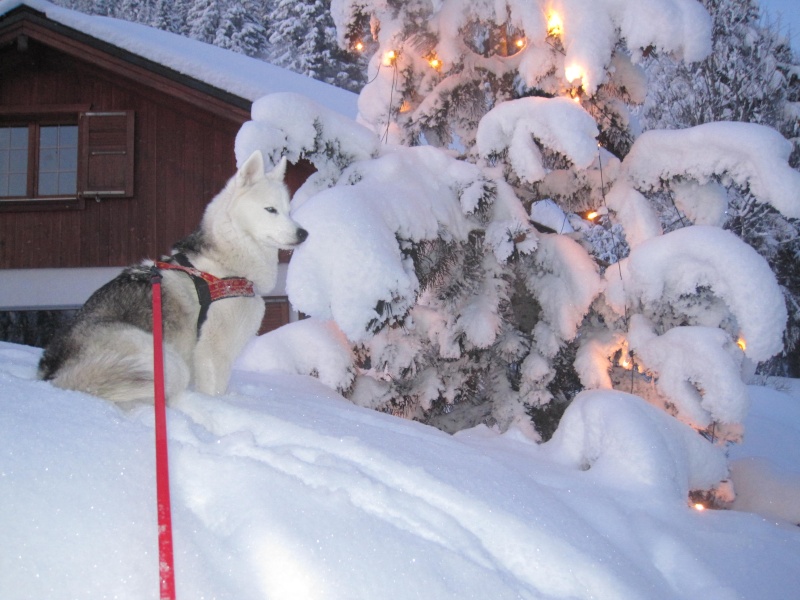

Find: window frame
<box><xmin>0</xmin><ymin>105</ymin><xmax>134</xmax><ymax>212</ymax></box>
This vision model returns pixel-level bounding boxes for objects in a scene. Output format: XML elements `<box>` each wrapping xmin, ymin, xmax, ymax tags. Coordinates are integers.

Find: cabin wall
<box><xmin>0</xmin><ymin>38</ymin><xmax>245</xmax><ymax>269</ymax></box>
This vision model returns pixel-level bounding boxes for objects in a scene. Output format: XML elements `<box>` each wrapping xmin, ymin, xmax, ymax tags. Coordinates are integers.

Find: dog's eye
<box><xmin>265</xmin><ymin>207</ymin><xmax>278</xmax><ymax>214</ymax></box>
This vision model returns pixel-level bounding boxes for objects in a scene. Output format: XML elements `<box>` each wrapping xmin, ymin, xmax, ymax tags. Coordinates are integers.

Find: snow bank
<box><xmin>728</xmin><ymin>383</ymin><xmax>800</xmax><ymax>524</ymax></box>
<box><xmin>4</xmin><ymin>341</ymin><xmax>800</xmax><ymax>599</ymax></box>
<box><xmin>0</xmin><ymin>344</ymin><xmax>800</xmax><ymax>600</ymax></box>
<box><xmin>235</xmin><ymin>318</ymin><xmax>355</xmax><ymax>391</ymax></box>
<box><xmin>543</xmin><ymin>390</ymin><xmax>728</xmax><ymax>497</ymax></box>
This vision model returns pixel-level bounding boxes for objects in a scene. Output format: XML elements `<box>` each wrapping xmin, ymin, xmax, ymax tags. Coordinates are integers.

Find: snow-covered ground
<box><xmin>2</xmin><ymin>340</ymin><xmax>799</xmax><ymax>600</ymax></box>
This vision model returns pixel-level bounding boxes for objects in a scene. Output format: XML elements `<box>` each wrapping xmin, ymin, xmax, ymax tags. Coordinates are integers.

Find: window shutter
<box><xmin>79</xmin><ymin>111</ymin><xmax>134</xmax><ymax>198</ymax></box>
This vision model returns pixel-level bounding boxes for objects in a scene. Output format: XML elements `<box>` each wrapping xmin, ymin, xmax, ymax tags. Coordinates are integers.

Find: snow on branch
<box><xmin>621</xmin><ymin>122</ymin><xmax>800</xmax><ymax>219</ymax></box>
<box><xmin>526</xmin><ymin>233</ymin><xmax>602</xmax><ymax>342</ymax></box>
<box><xmin>476</xmin><ymin>97</ymin><xmax>599</xmax><ymax>183</ymax></box>
<box><xmin>286</xmin><ymin>147</ymin><xmax>494</xmax><ymax>341</ymax></box>
<box><xmin>236</xmin><ymin>92</ymin><xmax>378</xmax><ymax>173</ymax></box>
<box><xmin>627</xmin><ymin>315</ymin><xmax>749</xmax><ymax>432</ymax></box>
<box><xmin>605</xmin><ymin>225</ymin><xmax>787</xmax><ymax>363</ymax></box>
<box><xmin>548</xmin><ymin>0</ymin><xmax>711</xmax><ymax>92</ymax></box>
<box><xmin>236</xmin><ymin>319</ymin><xmax>355</xmax><ymax>392</ymax></box>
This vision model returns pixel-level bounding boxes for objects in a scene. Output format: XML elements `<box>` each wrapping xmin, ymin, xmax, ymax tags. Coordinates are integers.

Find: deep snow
<box><xmin>2</xmin><ymin>340</ymin><xmax>799</xmax><ymax>600</ymax></box>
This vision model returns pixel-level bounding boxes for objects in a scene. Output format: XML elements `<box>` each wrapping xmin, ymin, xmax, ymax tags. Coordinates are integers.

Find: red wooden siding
<box><xmin>0</xmin><ymin>35</ymin><xmax>247</xmax><ymax>269</ymax></box>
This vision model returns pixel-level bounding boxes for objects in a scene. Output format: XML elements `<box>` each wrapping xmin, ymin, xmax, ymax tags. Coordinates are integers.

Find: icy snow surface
<box><xmin>0</xmin><ymin>0</ymin><xmax>358</xmax><ymax>118</ymax></box>
<box><xmin>2</xmin><ymin>341</ymin><xmax>800</xmax><ymax>599</ymax></box>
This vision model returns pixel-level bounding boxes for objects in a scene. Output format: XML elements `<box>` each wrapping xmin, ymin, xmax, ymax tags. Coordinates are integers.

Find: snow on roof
<box><xmin>0</xmin><ymin>0</ymin><xmax>359</xmax><ymax>118</ymax></box>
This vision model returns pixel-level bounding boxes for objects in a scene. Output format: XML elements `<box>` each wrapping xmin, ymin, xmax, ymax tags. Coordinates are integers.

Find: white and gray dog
<box><xmin>38</xmin><ymin>150</ymin><xmax>307</xmax><ymax>404</ymax></box>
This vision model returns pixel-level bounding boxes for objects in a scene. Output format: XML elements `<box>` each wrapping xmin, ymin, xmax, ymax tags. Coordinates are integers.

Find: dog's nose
<box><xmin>296</xmin><ymin>228</ymin><xmax>309</xmax><ymax>243</ymax></box>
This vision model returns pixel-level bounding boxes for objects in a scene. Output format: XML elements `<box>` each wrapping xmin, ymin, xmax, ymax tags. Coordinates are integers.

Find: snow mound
<box><xmin>2</xmin><ymin>342</ymin><xmax>800</xmax><ymax>599</ymax></box>
<box><xmin>235</xmin><ymin>318</ymin><xmax>355</xmax><ymax>391</ymax></box>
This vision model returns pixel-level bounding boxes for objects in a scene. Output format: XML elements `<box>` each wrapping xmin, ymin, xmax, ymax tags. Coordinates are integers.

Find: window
<box><xmin>39</xmin><ymin>124</ymin><xmax>79</xmax><ymax>196</ymax></box>
<box><xmin>0</xmin><ymin>126</ymin><xmax>29</xmax><ymax>197</ymax></box>
<box><xmin>0</xmin><ymin>121</ymin><xmax>79</xmax><ymax>199</ymax></box>
<box><xmin>0</xmin><ymin>107</ymin><xmax>134</xmax><ymax>209</ymax></box>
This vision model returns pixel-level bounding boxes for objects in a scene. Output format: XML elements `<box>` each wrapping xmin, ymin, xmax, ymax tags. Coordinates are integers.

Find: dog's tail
<box><xmin>47</xmin><ymin>327</ymin><xmax>189</xmax><ymax>404</ymax></box>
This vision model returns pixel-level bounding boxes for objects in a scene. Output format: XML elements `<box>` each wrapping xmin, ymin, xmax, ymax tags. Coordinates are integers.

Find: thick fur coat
<box><xmin>38</xmin><ymin>151</ymin><xmax>307</xmax><ymax>404</ymax></box>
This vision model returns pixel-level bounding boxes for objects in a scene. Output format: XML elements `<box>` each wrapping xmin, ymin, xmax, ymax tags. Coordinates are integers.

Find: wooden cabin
<box><xmin>0</xmin><ymin>2</ymin><xmax>356</xmax><ymax>342</ymax></box>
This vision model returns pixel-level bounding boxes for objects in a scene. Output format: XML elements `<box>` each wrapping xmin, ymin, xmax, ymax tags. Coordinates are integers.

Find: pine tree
<box><xmin>643</xmin><ymin>0</ymin><xmax>800</xmax><ymax>376</ymax></box>
<box><xmin>267</xmin><ymin>0</ymin><xmax>365</xmax><ymax>92</ymax></box>
<box><xmin>319</xmin><ymin>0</ymin><xmax>798</xmax><ymax>440</ymax></box>
<box><xmin>214</xmin><ymin>2</ymin><xmax>267</xmax><ymax>57</ymax></box>
<box><xmin>150</xmin><ymin>0</ymin><xmax>185</xmax><ymax>34</ymax></box>
<box><xmin>187</xmin><ymin>0</ymin><xmax>221</xmax><ymax>44</ymax></box>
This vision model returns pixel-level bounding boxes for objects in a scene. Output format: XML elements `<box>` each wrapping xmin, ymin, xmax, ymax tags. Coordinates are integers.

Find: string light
<box><xmin>383</xmin><ymin>49</ymin><xmax>397</xmax><ymax>66</ymax></box>
<box><xmin>354</xmin><ymin>40</ymin><xmax>364</xmax><ymax>52</ymax></box>
<box><xmin>565</xmin><ymin>64</ymin><xmax>583</xmax><ymax>83</ymax></box>
<box><xmin>737</xmin><ymin>337</ymin><xmax>747</xmax><ymax>352</ymax></box>
<box><xmin>585</xmin><ymin>210</ymin><xmax>599</xmax><ymax>221</ymax></box>
<box><xmin>427</xmin><ymin>53</ymin><xmax>442</xmax><ymax>70</ymax></box>
<box><xmin>547</xmin><ymin>12</ymin><xmax>563</xmax><ymax>36</ymax></box>
<box><xmin>514</xmin><ymin>37</ymin><xmax>526</xmax><ymax>49</ymax></box>
<box><xmin>693</xmin><ymin>503</ymin><xmax>706</xmax><ymax>511</ymax></box>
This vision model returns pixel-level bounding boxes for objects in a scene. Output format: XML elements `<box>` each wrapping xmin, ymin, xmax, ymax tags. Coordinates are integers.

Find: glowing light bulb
<box><xmin>428</xmin><ymin>56</ymin><xmax>441</xmax><ymax>69</ymax></box>
<box><xmin>383</xmin><ymin>49</ymin><xmax>397</xmax><ymax>66</ymax></box>
<box><xmin>586</xmin><ymin>211</ymin><xmax>599</xmax><ymax>221</ymax></box>
<box><xmin>693</xmin><ymin>503</ymin><xmax>706</xmax><ymax>511</ymax></box>
<box><xmin>515</xmin><ymin>38</ymin><xmax>526</xmax><ymax>49</ymax></box>
<box><xmin>547</xmin><ymin>12</ymin><xmax>563</xmax><ymax>36</ymax></box>
<box><xmin>565</xmin><ymin>64</ymin><xmax>583</xmax><ymax>83</ymax></box>
<box><xmin>354</xmin><ymin>41</ymin><xmax>364</xmax><ymax>52</ymax></box>
<box><xmin>737</xmin><ymin>337</ymin><xmax>746</xmax><ymax>351</ymax></box>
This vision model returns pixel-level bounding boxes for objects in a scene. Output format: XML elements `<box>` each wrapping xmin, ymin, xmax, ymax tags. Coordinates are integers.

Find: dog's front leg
<box><xmin>193</xmin><ymin>298</ymin><xmax>265</xmax><ymax>395</ymax></box>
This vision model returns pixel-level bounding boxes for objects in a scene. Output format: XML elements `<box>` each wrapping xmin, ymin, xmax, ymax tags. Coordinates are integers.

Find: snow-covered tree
<box><xmin>643</xmin><ymin>0</ymin><xmax>800</xmax><ymax>377</ymax></box>
<box><xmin>186</xmin><ymin>0</ymin><xmax>221</xmax><ymax>44</ymax></box>
<box><xmin>214</xmin><ymin>2</ymin><xmax>267</xmax><ymax>57</ymax></box>
<box><xmin>235</xmin><ymin>0</ymin><xmax>800</xmax><ymax>454</ymax></box>
<box><xmin>267</xmin><ymin>0</ymin><xmax>366</xmax><ymax>92</ymax></box>
<box><xmin>150</xmin><ymin>0</ymin><xmax>186</xmax><ymax>35</ymax></box>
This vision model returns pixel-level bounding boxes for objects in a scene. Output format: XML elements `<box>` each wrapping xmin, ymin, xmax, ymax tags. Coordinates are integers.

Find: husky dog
<box><xmin>38</xmin><ymin>150</ymin><xmax>307</xmax><ymax>404</ymax></box>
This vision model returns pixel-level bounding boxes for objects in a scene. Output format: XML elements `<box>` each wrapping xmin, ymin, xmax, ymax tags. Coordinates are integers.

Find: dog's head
<box><xmin>231</xmin><ymin>150</ymin><xmax>308</xmax><ymax>250</ymax></box>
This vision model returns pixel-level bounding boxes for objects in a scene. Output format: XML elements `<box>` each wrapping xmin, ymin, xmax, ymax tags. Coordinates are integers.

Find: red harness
<box><xmin>155</xmin><ymin>253</ymin><xmax>255</xmax><ymax>336</ymax></box>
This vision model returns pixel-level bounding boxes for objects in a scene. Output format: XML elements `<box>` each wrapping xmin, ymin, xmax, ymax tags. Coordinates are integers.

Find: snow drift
<box><xmin>3</xmin><ymin>341</ymin><xmax>800</xmax><ymax>599</ymax></box>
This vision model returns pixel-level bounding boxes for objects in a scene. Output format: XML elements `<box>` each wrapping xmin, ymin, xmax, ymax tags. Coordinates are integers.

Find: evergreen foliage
<box><xmin>643</xmin><ymin>0</ymin><xmax>800</xmax><ymax>376</ymax></box>
<box><xmin>312</xmin><ymin>0</ymin><xmax>799</xmax><ymax>440</ymax></box>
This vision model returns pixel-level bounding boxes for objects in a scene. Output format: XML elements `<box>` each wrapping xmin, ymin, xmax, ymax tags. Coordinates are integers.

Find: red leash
<box><xmin>151</xmin><ymin>269</ymin><xmax>177</xmax><ymax>600</ymax></box>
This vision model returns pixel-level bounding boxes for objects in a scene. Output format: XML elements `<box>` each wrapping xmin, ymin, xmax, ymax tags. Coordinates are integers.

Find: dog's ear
<box><xmin>237</xmin><ymin>150</ymin><xmax>265</xmax><ymax>187</ymax></box>
<box><xmin>265</xmin><ymin>156</ymin><xmax>288</xmax><ymax>183</ymax></box>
